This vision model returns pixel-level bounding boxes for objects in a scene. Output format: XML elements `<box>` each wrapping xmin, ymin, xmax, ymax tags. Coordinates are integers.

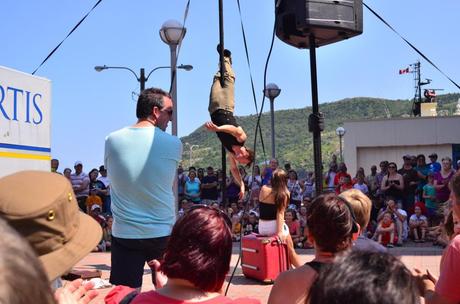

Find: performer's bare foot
<box><xmin>216</xmin><ymin>44</ymin><xmax>231</xmax><ymax>58</ymax></box>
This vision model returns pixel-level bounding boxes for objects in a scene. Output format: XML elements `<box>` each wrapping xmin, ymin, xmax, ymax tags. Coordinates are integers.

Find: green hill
<box><xmin>180</xmin><ymin>93</ymin><xmax>460</xmax><ymax>172</ymax></box>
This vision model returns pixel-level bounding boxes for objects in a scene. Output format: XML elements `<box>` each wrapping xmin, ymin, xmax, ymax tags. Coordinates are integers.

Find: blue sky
<box><xmin>1</xmin><ymin>0</ymin><xmax>459</xmax><ymax>172</ymax></box>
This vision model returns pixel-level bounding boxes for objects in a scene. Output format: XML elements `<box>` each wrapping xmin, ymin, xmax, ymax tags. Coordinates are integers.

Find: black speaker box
<box><xmin>275</xmin><ymin>0</ymin><xmax>363</xmax><ymax>48</ymax></box>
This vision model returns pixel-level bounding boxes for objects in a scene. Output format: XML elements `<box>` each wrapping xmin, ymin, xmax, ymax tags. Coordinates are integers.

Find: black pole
<box><xmin>218</xmin><ymin>0</ymin><xmax>226</xmax><ymax>205</ymax></box>
<box><xmin>417</xmin><ymin>61</ymin><xmax>421</xmax><ymax>104</ymax></box>
<box><xmin>339</xmin><ymin>135</ymin><xmax>343</xmax><ymax>162</ymax></box>
<box><xmin>218</xmin><ymin>0</ymin><xmax>225</xmax><ymax>88</ymax></box>
<box><xmin>309</xmin><ymin>34</ymin><xmax>323</xmax><ymax>195</ymax></box>
<box><xmin>140</xmin><ymin>68</ymin><xmax>146</xmax><ymax>92</ymax></box>
<box><xmin>221</xmin><ymin>145</ymin><xmax>227</xmax><ymax>206</ymax></box>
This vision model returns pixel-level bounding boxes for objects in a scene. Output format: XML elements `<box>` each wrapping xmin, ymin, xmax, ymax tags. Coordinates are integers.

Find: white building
<box><xmin>343</xmin><ymin>116</ymin><xmax>460</xmax><ymax>174</ymax></box>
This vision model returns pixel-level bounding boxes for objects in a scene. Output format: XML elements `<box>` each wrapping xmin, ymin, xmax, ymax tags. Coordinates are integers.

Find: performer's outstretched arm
<box><xmin>205</xmin><ymin>121</ymin><xmax>247</xmax><ymax>143</ymax></box>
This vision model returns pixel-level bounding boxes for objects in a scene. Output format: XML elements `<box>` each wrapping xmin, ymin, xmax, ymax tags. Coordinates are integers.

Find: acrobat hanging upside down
<box><xmin>206</xmin><ymin>45</ymin><xmax>254</xmax><ymax>199</ymax></box>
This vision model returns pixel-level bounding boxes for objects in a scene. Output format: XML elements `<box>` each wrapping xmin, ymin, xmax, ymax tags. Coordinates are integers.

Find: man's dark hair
<box><xmin>417</xmin><ymin>154</ymin><xmax>426</xmax><ymax>161</ymax></box>
<box><xmin>284</xmin><ymin>163</ymin><xmax>291</xmax><ymax>171</ymax></box>
<box><xmin>136</xmin><ymin>88</ymin><xmax>171</xmax><ymax>119</ymax></box>
<box><xmin>309</xmin><ymin>251</ymin><xmax>420</xmax><ymax>304</ymax></box>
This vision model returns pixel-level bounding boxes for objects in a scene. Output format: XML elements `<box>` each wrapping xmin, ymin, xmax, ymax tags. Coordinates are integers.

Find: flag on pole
<box><xmin>399</xmin><ymin>67</ymin><xmax>410</xmax><ymax>74</ymax></box>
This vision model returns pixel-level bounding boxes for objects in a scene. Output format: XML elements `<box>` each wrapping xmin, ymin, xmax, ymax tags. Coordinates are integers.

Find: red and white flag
<box><xmin>399</xmin><ymin>67</ymin><xmax>410</xmax><ymax>74</ymax></box>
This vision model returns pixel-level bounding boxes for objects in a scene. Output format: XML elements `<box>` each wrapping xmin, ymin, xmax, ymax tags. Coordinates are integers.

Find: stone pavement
<box><xmin>74</xmin><ymin>243</ymin><xmax>444</xmax><ymax>303</ymax></box>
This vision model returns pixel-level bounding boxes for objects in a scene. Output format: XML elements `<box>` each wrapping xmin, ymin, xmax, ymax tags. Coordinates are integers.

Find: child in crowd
<box><xmin>244</xmin><ymin>211</ymin><xmax>259</xmax><ymax>235</ymax></box>
<box><xmin>444</xmin><ymin>209</ymin><xmax>460</xmax><ymax>241</ymax></box>
<box><xmin>297</xmin><ymin>205</ymin><xmax>311</xmax><ymax>248</ymax></box>
<box><xmin>297</xmin><ymin>205</ymin><xmax>307</xmax><ymax>232</ymax></box>
<box><xmin>427</xmin><ymin>203</ymin><xmax>451</xmax><ymax>247</ymax></box>
<box><xmin>375</xmin><ymin>212</ymin><xmax>396</xmax><ymax>247</ymax></box>
<box><xmin>423</xmin><ymin>172</ymin><xmax>437</xmax><ymax>222</ymax></box>
<box><xmin>409</xmin><ymin>205</ymin><xmax>428</xmax><ymax>242</ymax></box>
<box><xmin>353</xmin><ymin>173</ymin><xmax>369</xmax><ymax>195</ymax></box>
<box><xmin>178</xmin><ymin>199</ymin><xmax>193</xmax><ymax>218</ymax></box>
<box><xmin>302</xmin><ymin>172</ymin><xmax>315</xmax><ymax>200</ymax></box>
<box><xmin>376</xmin><ymin>199</ymin><xmax>407</xmax><ymax>245</ymax></box>
<box><xmin>89</xmin><ymin>205</ymin><xmax>107</xmax><ymax>252</ymax></box>
<box><xmin>231</xmin><ymin>211</ymin><xmax>242</xmax><ymax>241</ymax></box>
<box><xmin>285</xmin><ymin>209</ymin><xmax>303</xmax><ymax>248</ymax></box>
<box><xmin>227</xmin><ymin>204</ymin><xmax>243</xmax><ymax>241</ymax></box>
<box><xmin>86</xmin><ymin>187</ymin><xmax>102</xmax><ymax>214</ymax></box>
<box><xmin>104</xmin><ymin>215</ymin><xmax>113</xmax><ymax>251</ymax></box>
<box><xmin>339</xmin><ymin>175</ymin><xmax>353</xmax><ymax>193</ymax></box>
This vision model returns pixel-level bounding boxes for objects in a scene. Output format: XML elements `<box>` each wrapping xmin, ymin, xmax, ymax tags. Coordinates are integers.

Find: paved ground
<box><xmin>74</xmin><ymin>242</ymin><xmax>444</xmax><ymax>303</ymax></box>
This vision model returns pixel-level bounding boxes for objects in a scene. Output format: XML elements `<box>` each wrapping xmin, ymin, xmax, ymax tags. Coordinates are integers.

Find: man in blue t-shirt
<box><xmin>105</xmin><ymin>88</ymin><xmax>182</xmax><ymax>289</ymax></box>
<box><xmin>262</xmin><ymin>159</ymin><xmax>279</xmax><ymax>186</ymax></box>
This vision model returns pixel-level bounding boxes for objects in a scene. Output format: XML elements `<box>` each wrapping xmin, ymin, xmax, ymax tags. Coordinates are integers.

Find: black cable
<box><xmin>32</xmin><ymin>0</ymin><xmax>103</xmax><ymax>75</ymax></box>
<box><xmin>235</xmin><ymin>0</ymin><xmax>267</xmax><ymax>160</ymax></box>
<box><xmin>252</xmin><ymin>5</ymin><xmax>278</xmax><ymax>166</ymax></box>
<box><xmin>364</xmin><ymin>2</ymin><xmax>460</xmax><ymax>90</ymax></box>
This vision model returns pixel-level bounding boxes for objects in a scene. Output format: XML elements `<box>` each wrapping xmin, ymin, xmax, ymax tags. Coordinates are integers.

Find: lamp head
<box><xmin>264</xmin><ymin>83</ymin><xmax>281</xmax><ymax>99</ymax></box>
<box><xmin>94</xmin><ymin>65</ymin><xmax>107</xmax><ymax>72</ymax></box>
<box><xmin>336</xmin><ymin>126</ymin><xmax>346</xmax><ymax>136</ymax></box>
<box><xmin>160</xmin><ymin>20</ymin><xmax>186</xmax><ymax>45</ymax></box>
<box><xmin>178</xmin><ymin>64</ymin><xmax>193</xmax><ymax>71</ymax></box>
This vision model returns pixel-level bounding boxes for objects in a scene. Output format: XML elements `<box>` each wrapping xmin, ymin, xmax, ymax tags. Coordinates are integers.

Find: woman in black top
<box><xmin>258</xmin><ymin>169</ymin><xmax>302</xmax><ymax>267</ymax></box>
<box><xmin>381</xmin><ymin>162</ymin><xmax>404</xmax><ymax>204</ymax></box>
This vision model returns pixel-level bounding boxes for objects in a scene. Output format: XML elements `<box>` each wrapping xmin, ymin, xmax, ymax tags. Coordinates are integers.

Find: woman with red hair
<box><xmin>106</xmin><ymin>206</ymin><xmax>259</xmax><ymax>304</ymax></box>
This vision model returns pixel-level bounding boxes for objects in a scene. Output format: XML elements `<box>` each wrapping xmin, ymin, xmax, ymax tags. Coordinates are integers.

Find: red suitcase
<box><xmin>241</xmin><ymin>234</ymin><xmax>290</xmax><ymax>283</ymax></box>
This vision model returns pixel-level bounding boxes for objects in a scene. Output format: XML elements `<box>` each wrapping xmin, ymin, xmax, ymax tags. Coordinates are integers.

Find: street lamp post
<box><xmin>94</xmin><ymin>64</ymin><xmax>193</xmax><ymax>92</ymax></box>
<box><xmin>189</xmin><ymin>144</ymin><xmax>199</xmax><ymax>168</ymax></box>
<box><xmin>335</xmin><ymin>126</ymin><xmax>346</xmax><ymax>162</ymax></box>
<box><xmin>264</xmin><ymin>83</ymin><xmax>281</xmax><ymax>159</ymax></box>
<box><xmin>160</xmin><ymin>19</ymin><xmax>186</xmax><ymax>137</ymax></box>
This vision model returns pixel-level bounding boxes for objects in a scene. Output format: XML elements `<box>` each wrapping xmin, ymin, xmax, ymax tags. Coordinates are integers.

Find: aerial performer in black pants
<box><xmin>206</xmin><ymin>45</ymin><xmax>254</xmax><ymax>200</ymax></box>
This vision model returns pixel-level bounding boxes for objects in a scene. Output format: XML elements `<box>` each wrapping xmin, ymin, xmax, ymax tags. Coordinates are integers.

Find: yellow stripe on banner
<box><xmin>0</xmin><ymin>151</ymin><xmax>51</xmax><ymax>161</ymax></box>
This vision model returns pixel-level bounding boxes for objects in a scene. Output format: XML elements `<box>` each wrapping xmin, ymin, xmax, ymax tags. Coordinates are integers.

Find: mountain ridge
<box><xmin>180</xmin><ymin>93</ymin><xmax>460</xmax><ymax>171</ymax></box>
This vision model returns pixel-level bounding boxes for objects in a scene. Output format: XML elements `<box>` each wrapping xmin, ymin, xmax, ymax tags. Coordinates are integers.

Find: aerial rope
<box><xmin>235</xmin><ymin>0</ymin><xmax>268</xmax><ymax>161</ymax></box>
<box><xmin>364</xmin><ymin>2</ymin><xmax>460</xmax><ymax>90</ymax></box>
<box><xmin>32</xmin><ymin>0</ymin><xmax>103</xmax><ymax>75</ymax></box>
<box><xmin>222</xmin><ymin>0</ymin><xmax>280</xmax><ymax>295</ymax></box>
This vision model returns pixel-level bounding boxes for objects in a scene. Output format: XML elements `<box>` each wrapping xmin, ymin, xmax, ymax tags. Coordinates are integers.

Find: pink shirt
<box><xmin>105</xmin><ymin>286</ymin><xmax>260</xmax><ymax>304</ymax></box>
<box><xmin>131</xmin><ymin>291</ymin><xmax>260</xmax><ymax>304</ymax></box>
<box><xmin>287</xmin><ymin>220</ymin><xmax>301</xmax><ymax>236</ymax></box>
<box><xmin>435</xmin><ymin>234</ymin><xmax>460</xmax><ymax>302</ymax></box>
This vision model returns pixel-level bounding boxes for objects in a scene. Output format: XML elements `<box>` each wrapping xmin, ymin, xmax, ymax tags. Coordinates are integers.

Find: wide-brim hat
<box><xmin>0</xmin><ymin>171</ymin><xmax>102</xmax><ymax>281</ymax></box>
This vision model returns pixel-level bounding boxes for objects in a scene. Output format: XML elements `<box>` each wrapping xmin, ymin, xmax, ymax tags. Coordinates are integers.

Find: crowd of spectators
<box><xmin>176</xmin><ymin>153</ymin><xmax>460</xmax><ymax>249</ymax></box>
<box><xmin>51</xmin><ymin>152</ymin><xmax>460</xmax><ymax>251</ymax></box>
<box><xmin>51</xmin><ymin>159</ymin><xmax>113</xmax><ymax>253</ymax></box>
<box><xmin>0</xmin><ymin>153</ymin><xmax>458</xmax><ymax>304</ymax></box>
